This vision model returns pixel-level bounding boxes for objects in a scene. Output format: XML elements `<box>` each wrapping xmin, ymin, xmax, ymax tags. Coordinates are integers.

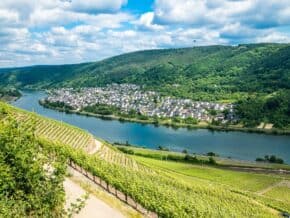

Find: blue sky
<box><xmin>123</xmin><ymin>0</ymin><xmax>154</xmax><ymax>13</ymax></box>
<box><xmin>0</xmin><ymin>0</ymin><xmax>290</xmax><ymax>67</ymax></box>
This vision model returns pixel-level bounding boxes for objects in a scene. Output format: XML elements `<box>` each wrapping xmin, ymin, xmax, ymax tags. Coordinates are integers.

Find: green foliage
<box><xmin>236</xmin><ymin>90</ymin><xmax>290</xmax><ymax>127</ymax></box>
<box><xmin>41</xmin><ymin>140</ymin><xmax>278</xmax><ymax>217</ymax></box>
<box><xmin>133</xmin><ymin>156</ymin><xmax>283</xmax><ymax>193</ymax></box>
<box><xmin>207</xmin><ymin>152</ymin><xmax>218</xmax><ymax>157</ymax></box>
<box><xmin>1</xmin><ymin>44</ymin><xmax>290</xmax><ymax>102</ymax></box>
<box><xmin>0</xmin><ymin>115</ymin><xmax>66</xmax><ymax>217</ymax></box>
<box><xmin>256</xmin><ymin>155</ymin><xmax>284</xmax><ymax>164</ymax></box>
<box><xmin>1</xmin><ymin>102</ymin><xmax>287</xmax><ymax>217</ymax></box>
<box><xmin>264</xmin><ymin>186</ymin><xmax>290</xmax><ymax>205</ymax></box>
<box><xmin>41</xmin><ymin>99</ymin><xmax>74</xmax><ymax>111</ymax></box>
<box><xmin>157</xmin><ymin>145</ymin><xmax>170</xmax><ymax>151</ymax></box>
<box><xmin>182</xmin><ymin>149</ymin><xmax>188</xmax><ymax>154</ymax></box>
<box><xmin>208</xmin><ymin>109</ymin><xmax>218</xmax><ymax>116</ymax></box>
<box><xmin>184</xmin><ymin>117</ymin><xmax>198</xmax><ymax>124</ymax></box>
<box><xmin>82</xmin><ymin>103</ymin><xmax>120</xmax><ymax>115</ymax></box>
<box><xmin>0</xmin><ymin>88</ymin><xmax>21</xmax><ymax>101</ymax></box>
<box><xmin>208</xmin><ymin>157</ymin><xmax>217</xmax><ymax>165</ymax></box>
<box><xmin>67</xmin><ymin>194</ymin><xmax>89</xmax><ymax>218</ymax></box>
<box><xmin>118</xmin><ymin>146</ymin><xmax>226</xmax><ymax>166</ymax></box>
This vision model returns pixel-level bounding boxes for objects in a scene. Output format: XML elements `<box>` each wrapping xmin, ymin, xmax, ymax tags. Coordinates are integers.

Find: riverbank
<box><xmin>39</xmin><ymin>100</ymin><xmax>290</xmax><ymax>136</ymax></box>
<box><xmin>114</xmin><ymin>144</ymin><xmax>290</xmax><ymax>172</ymax></box>
<box><xmin>0</xmin><ymin>89</ymin><xmax>21</xmax><ymax>103</ymax></box>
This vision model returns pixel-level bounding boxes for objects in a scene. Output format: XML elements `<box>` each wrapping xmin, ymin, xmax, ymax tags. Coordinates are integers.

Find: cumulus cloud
<box><xmin>0</xmin><ymin>0</ymin><xmax>134</xmax><ymax>66</ymax></box>
<box><xmin>153</xmin><ymin>0</ymin><xmax>290</xmax><ymax>29</ymax></box>
<box><xmin>256</xmin><ymin>32</ymin><xmax>290</xmax><ymax>43</ymax></box>
<box><xmin>68</xmin><ymin>0</ymin><xmax>127</xmax><ymax>13</ymax></box>
<box><xmin>150</xmin><ymin>0</ymin><xmax>290</xmax><ymax>44</ymax></box>
<box><xmin>0</xmin><ymin>0</ymin><xmax>290</xmax><ymax>67</ymax></box>
<box><xmin>134</xmin><ymin>12</ymin><xmax>164</xmax><ymax>31</ymax></box>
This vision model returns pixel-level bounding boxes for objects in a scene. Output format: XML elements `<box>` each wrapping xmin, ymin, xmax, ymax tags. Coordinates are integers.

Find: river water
<box><xmin>12</xmin><ymin>90</ymin><xmax>290</xmax><ymax>163</ymax></box>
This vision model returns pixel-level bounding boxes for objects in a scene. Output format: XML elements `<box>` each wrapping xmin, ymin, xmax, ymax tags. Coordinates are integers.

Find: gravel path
<box><xmin>88</xmin><ymin>139</ymin><xmax>102</xmax><ymax>154</ymax></box>
<box><xmin>64</xmin><ymin>178</ymin><xmax>124</xmax><ymax>218</ymax></box>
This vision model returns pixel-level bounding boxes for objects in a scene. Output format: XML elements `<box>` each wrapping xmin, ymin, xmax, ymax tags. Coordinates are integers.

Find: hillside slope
<box><xmin>1</xmin><ymin>43</ymin><xmax>290</xmax><ymax>101</ymax></box>
<box><xmin>0</xmin><ymin>101</ymin><xmax>285</xmax><ymax>217</ymax></box>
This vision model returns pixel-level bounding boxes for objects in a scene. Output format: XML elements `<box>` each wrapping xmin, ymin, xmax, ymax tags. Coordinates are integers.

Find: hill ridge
<box><xmin>0</xmin><ymin>43</ymin><xmax>289</xmax><ymax>101</ymax></box>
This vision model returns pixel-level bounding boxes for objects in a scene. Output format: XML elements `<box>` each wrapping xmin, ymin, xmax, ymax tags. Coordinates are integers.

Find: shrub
<box><xmin>208</xmin><ymin>157</ymin><xmax>217</xmax><ymax>165</ymax></box>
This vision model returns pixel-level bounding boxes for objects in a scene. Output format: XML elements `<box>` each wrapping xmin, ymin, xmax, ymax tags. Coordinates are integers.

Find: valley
<box><xmin>1</xmin><ymin>0</ymin><xmax>290</xmax><ymax>216</ymax></box>
<box><xmin>1</xmin><ymin>101</ymin><xmax>290</xmax><ymax>217</ymax></box>
<box><xmin>12</xmin><ymin>90</ymin><xmax>290</xmax><ymax>164</ymax></box>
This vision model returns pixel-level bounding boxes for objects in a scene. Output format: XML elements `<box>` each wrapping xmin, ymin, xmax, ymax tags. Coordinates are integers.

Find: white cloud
<box><xmin>68</xmin><ymin>0</ymin><xmax>127</xmax><ymax>13</ymax></box>
<box><xmin>256</xmin><ymin>32</ymin><xmax>290</xmax><ymax>43</ymax></box>
<box><xmin>154</xmin><ymin>0</ymin><xmax>208</xmax><ymax>25</ymax></box>
<box><xmin>153</xmin><ymin>0</ymin><xmax>290</xmax><ymax>29</ymax></box>
<box><xmin>0</xmin><ymin>0</ymin><xmax>290</xmax><ymax>67</ymax></box>
<box><xmin>0</xmin><ymin>9</ymin><xmax>19</xmax><ymax>27</ymax></box>
<box><xmin>134</xmin><ymin>12</ymin><xmax>164</xmax><ymax>31</ymax></box>
<box><xmin>0</xmin><ymin>0</ymin><xmax>130</xmax><ymax>28</ymax></box>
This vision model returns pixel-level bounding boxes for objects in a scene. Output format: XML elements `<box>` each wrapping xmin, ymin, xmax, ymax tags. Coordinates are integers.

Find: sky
<box><xmin>1</xmin><ymin>0</ymin><xmax>290</xmax><ymax>67</ymax></box>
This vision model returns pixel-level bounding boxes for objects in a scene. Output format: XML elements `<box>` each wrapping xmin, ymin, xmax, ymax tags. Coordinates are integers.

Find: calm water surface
<box><xmin>12</xmin><ymin>90</ymin><xmax>290</xmax><ymax>163</ymax></box>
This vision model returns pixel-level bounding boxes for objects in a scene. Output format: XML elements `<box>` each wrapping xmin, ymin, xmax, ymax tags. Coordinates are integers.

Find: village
<box><xmin>44</xmin><ymin>84</ymin><xmax>236</xmax><ymax>123</ymax></box>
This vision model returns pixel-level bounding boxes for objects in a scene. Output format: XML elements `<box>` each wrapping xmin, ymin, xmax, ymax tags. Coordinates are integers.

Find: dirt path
<box><xmin>64</xmin><ymin>178</ymin><xmax>125</xmax><ymax>218</ymax></box>
<box><xmin>88</xmin><ymin>139</ymin><xmax>102</xmax><ymax>155</ymax></box>
<box><xmin>224</xmin><ymin>166</ymin><xmax>290</xmax><ymax>175</ymax></box>
<box><xmin>257</xmin><ymin>180</ymin><xmax>290</xmax><ymax>195</ymax></box>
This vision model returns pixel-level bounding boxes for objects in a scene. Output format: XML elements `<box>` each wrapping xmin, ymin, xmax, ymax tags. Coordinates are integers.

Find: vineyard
<box><xmin>94</xmin><ymin>143</ymin><xmax>151</xmax><ymax>172</ymax></box>
<box><xmin>0</xmin><ymin>101</ymin><xmax>287</xmax><ymax>217</ymax></box>
<box><xmin>12</xmin><ymin>111</ymin><xmax>93</xmax><ymax>151</ymax></box>
<box><xmin>43</xmin><ymin>139</ymin><xmax>281</xmax><ymax>218</ymax></box>
<box><xmin>2</xmin><ymin>102</ymin><xmax>145</xmax><ymax>171</ymax></box>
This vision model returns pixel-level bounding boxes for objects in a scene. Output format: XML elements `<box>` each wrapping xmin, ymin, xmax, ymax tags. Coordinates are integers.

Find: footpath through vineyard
<box><xmin>6</xmin><ymin>103</ymin><xmax>282</xmax><ymax>218</ymax></box>
<box><xmin>64</xmin><ymin>177</ymin><xmax>125</xmax><ymax>218</ymax></box>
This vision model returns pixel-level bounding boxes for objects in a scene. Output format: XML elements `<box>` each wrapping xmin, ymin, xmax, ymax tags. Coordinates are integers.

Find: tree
<box><xmin>182</xmin><ymin>149</ymin><xmax>188</xmax><ymax>154</ymax></box>
<box><xmin>0</xmin><ymin>116</ymin><xmax>66</xmax><ymax>217</ymax></box>
<box><xmin>208</xmin><ymin>157</ymin><xmax>216</xmax><ymax>165</ymax></box>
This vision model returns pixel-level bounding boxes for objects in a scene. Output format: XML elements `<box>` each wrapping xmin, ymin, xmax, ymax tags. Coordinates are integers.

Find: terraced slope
<box><xmin>0</xmin><ymin>102</ymin><xmax>286</xmax><ymax>217</ymax></box>
<box><xmin>2</xmin><ymin>102</ymin><xmax>143</xmax><ymax>170</ymax></box>
<box><xmin>94</xmin><ymin>144</ymin><xmax>151</xmax><ymax>172</ymax></box>
<box><xmin>13</xmin><ymin>111</ymin><xmax>94</xmax><ymax>152</ymax></box>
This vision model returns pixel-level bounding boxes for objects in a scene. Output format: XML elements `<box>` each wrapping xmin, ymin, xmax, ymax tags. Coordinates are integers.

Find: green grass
<box><xmin>93</xmin><ymin>144</ymin><xmax>149</xmax><ymax>171</ymax></box>
<box><xmin>264</xmin><ymin>186</ymin><xmax>290</xmax><ymax>204</ymax></box>
<box><xmin>44</xmin><ymin>140</ymin><xmax>280</xmax><ymax>217</ymax></box>
<box><xmin>1</xmin><ymin>102</ymin><xmax>289</xmax><ymax>217</ymax></box>
<box><xmin>116</xmin><ymin>145</ymin><xmax>290</xmax><ymax>170</ymax></box>
<box><xmin>131</xmin><ymin>155</ymin><xmax>290</xmax><ymax>213</ymax></box>
<box><xmin>133</xmin><ymin>156</ymin><xmax>286</xmax><ymax>192</ymax></box>
<box><xmin>1</xmin><ymin>102</ymin><xmax>143</xmax><ymax>170</ymax></box>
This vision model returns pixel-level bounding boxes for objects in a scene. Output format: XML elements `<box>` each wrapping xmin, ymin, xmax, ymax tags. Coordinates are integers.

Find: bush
<box><xmin>207</xmin><ymin>152</ymin><xmax>217</xmax><ymax>157</ymax></box>
<box><xmin>0</xmin><ymin>117</ymin><xmax>66</xmax><ymax>217</ymax></box>
<box><xmin>255</xmin><ymin>155</ymin><xmax>284</xmax><ymax>164</ymax></box>
<box><xmin>256</xmin><ymin>157</ymin><xmax>264</xmax><ymax>162</ymax></box>
<box><xmin>182</xmin><ymin>149</ymin><xmax>188</xmax><ymax>154</ymax></box>
<box><xmin>157</xmin><ymin>146</ymin><xmax>169</xmax><ymax>151</ymax></box>
<box><xmin>208</xmin><ymin>157</ymin><xmax>217</xmax><ymax>165</ymax></box>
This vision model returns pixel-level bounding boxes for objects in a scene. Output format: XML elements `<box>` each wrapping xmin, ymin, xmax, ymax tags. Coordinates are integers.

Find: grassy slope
<box><xmin>133</xmin><ymin>156</ymin><xmax>286</xmax><ymax>192</ymax></box>
<box><xmin>0</xmin><ymin>101</ymin><xmax>142</xmax><ymax>170</ymax></box>
<box><xmin>1</xmin><ymin>43</ymin><xmax>290</xmax><ymax>101</ymax></box>
<box><xmin>0</xmin><ymin>102</ymin><xmax>286</xmax><ymax>217</ymax></box>
<box><xmin>133</xmin><ymin>156</ymin><xmax>290</xmax><ymax>213</ymax></box>
<box><xmin>265</xmin><ymin>186</ymin><xmax>290</xmax><ymax>204</ymax></box>
<box><xmin>115</xmin><ymin>145</ymin><xmax>290</xmax><ymax>170</ymax></box>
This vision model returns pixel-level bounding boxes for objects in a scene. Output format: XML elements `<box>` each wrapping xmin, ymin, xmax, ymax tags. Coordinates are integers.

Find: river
<box><xmin>12</xmin><ymin>90</ymin><xmax>290</xmax><ymax>163</ymax></box>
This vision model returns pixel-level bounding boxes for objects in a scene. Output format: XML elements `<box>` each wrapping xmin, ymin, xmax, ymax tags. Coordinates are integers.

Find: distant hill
<box><xmin>1</xmin><ymin>43</ymin><xmax>290</xmax><ymax>101</ymax></box>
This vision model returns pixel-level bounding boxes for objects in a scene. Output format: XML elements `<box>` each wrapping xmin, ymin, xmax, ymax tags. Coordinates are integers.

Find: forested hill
<box><xmin>1</xmin><ymin>43</ymin><xmax>290</xmax><ymax>101</ymax></box>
